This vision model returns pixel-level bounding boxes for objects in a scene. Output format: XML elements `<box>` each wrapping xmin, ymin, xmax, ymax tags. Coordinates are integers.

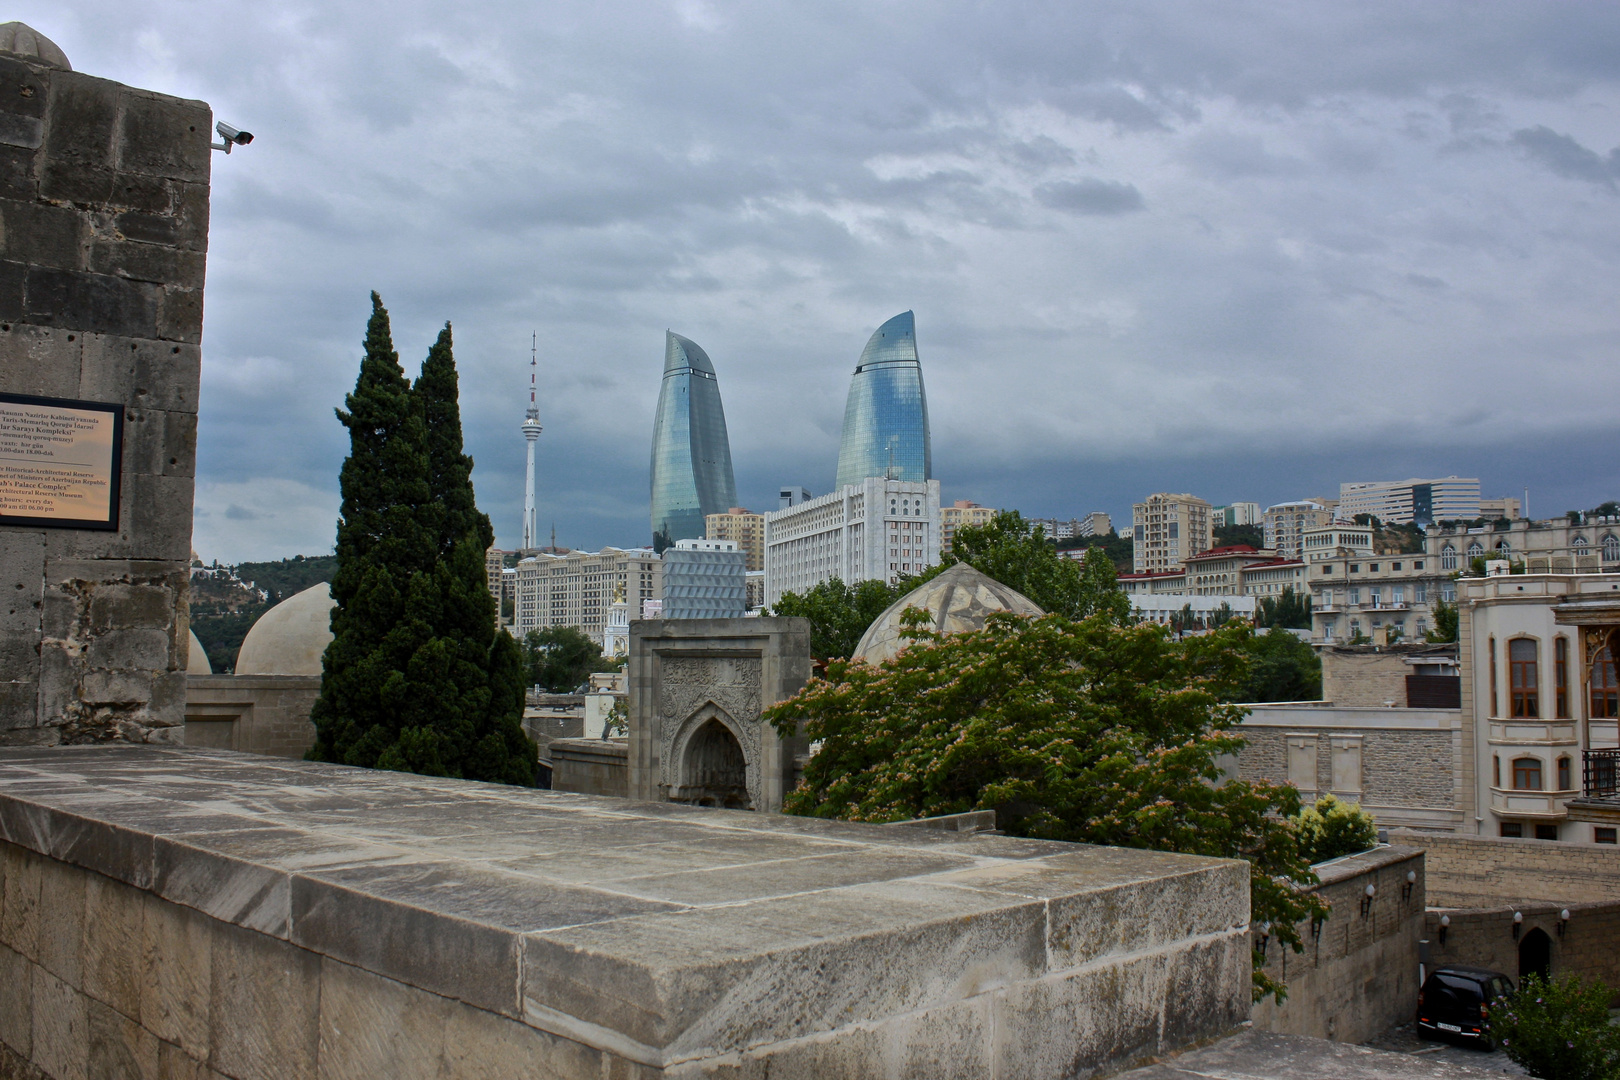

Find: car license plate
<box><xmin>1437</xmin><ymin>1023</ymin><xmax>1461</xmax><ymax>1033</ymax></box>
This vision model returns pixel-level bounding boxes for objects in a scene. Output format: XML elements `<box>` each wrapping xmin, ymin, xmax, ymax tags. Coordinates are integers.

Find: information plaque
<box><xmin>0</xmin><ymin>392</ymin><xmax>123</xmax><ymax>530</ymax></box>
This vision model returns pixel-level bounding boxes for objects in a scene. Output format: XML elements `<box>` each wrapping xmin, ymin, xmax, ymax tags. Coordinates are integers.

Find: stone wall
<box><xmin>549</xmin><ymin>737</ymin><xmax>628</xmax><ymax>798</ymax></box>
<box><xmin>1251</xmin><ymin>846</ymin><xmax>1425</xmax><ymax>1044</ymax></box>
<box><xmin>1389</xmin><ymin>828</ymin><xmax>1620</xmax><ymax>905</ymax></box>
<box><xmin>183</xmin><ymin>675</ymin><xmax>319</xmax><ymax>758</ymax></box>
<box><xmin>1423</xmin><ymin>901</ymin><xmax>1620</xmax><ymax>999</ymax></box>
<box><xmin>0</xmin><ymin>745</ymin><xmax>1255</xmax><ymax>1079</ymax></box>
<box><xmin>0</xmin><ymin>52</ymin><xmax>209</xmax><ymax>746</ymax></box>
<box><xmin>1323</xmin><ymin>650</ymin><xmax>1413</xmax><ymax>707</ymax></box>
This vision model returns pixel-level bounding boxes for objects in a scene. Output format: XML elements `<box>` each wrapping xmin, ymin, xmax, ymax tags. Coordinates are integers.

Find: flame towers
<box><xmin>834</xmin><ymin>311</ymin><xmax>931</xmax><ymax>489</ymax></box>
<box><xmin>650</xmin><ymin>331</ymin><xmax>737</xmax><ymax>554</ymax></box>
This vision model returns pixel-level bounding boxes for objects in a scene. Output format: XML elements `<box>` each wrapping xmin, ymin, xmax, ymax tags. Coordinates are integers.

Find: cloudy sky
<box><xmin>29</xmin><ymin>2</ymin><xmax>1620</xmax><ymax>560</ymax></box>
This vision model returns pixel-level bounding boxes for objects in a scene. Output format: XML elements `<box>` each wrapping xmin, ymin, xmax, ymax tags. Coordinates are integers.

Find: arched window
<box><xmin>1558</xmin><ymin>756</ymin><xmax>1572</xmax><ymax>791</ymax></box>
<box><xmin>1496</xmin><ymin>540</ymin><xmax>1511</xmax><ymax>555</ymax></box>
<box><xmin>1510</xmin><ymin>638</ymin><xmax>1539</xmax><ymax>718</ymax></box>
<box><xmin>1605</xmin><ymin>535</ymin><xmax>1620</xmax><ymax>563</ymax></box>
<box><xmin>1468</xmin><ymin>542</ymin><xmax>1485</xmax><ymax>559</ymax></box>
<box><xmin>1441</xmin><ymin>545</ymin><xmax>1458</xmax><ymax>570</ymax></box>
<box><xmin>1489</xmin><ymin>637</ymin><xmax>1499</xmax><ymax>716</ymax></box>
<box><xmin>1592</xmin><ymin>645</ymin><xmax>1619</xmax><ymax>719</ymax></box>
<box><xmin>1512</xmin><ymin>757</ymin><xmax>1543</xmax><ymax>791</ymax></box>
<box><xmin>1573</xmin><ymin>536</ymin><xmax>1589</xmax><ymax>549</ymax></box>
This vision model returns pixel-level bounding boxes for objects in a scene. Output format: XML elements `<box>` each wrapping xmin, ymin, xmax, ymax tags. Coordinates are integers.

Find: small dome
<box><xmin>186</xmin><ymin>631</ymin><xmax>212</xmax><ymax>675</ymax></box>
<box><xmin>854</xmin><ymin>563</ymin><xmax>1044</xmax><ymax>665</ymax></box>
<box><xmin>234</xmin><ymin>583</ymin><xmax>335</xmax><ymax>676</ymax></box>
<box><xmin>0</xmin><ymin>23</ymin><xmax>71</xmax><ymax>70</ymax></box>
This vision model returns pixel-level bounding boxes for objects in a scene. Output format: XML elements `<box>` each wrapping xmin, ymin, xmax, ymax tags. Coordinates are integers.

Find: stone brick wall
<box><xmin>1390</xmin><ymin>829</ymin><xmax>1620</xmax><ymax>905</ymax></box>
<box><xmin>1323</xmin><ymin>650</ymin><xmax>1412</xmax><ymax>707</ymax></box>
<box><xmin>550</xmin><ymin>737</ymin><xmax>629</xmax><ymax>798</ymax></box>
<box><xmin>0</xmin><ymin>53</ymin><xmax>209</xmax><ymax>746</ymax></box>
<box><xmin>183</xmin><ymin>675</ymin><xmax>319</xmax><ymax>759</ymax></box>
<box><xmin>1424</xmin><ymin>900</ymin><xmax>1620</xmax><ymax>1001</ymax></box>
<box><xmin>1251</xmin><ymin>846</ymin><xmax>1425</xmax><ymax>1044</ymax></box>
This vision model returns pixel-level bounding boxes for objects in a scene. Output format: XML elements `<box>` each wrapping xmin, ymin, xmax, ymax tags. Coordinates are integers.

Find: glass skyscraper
<box><xmin>834</xmin><ymin>311</ymin><xmax>931</xmax><ymax>489</ymax></box>
<box><xmin>650</xmin><ymin>332</ymin><xmax>738</xmax><ymax>554</ymax></box>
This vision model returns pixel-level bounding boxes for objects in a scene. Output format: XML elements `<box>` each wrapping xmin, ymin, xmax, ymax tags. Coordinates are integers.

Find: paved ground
<box><xmin>1363</xmin><ymin>1022</ymin><xmax>1524</xmax><ymax>1076</ymax></box>
<box><xmin>1116</xmin><ymin>1030</ymin><xmax>1516</xmax><ymax>1079</ymax></box>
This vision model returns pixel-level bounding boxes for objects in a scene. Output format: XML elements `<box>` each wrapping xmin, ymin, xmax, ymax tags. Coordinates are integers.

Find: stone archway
<box><xmin>1519</xmin><ymin>927</ymin><xmax>1552</xmax><ymax>983</ymax></box>
<box><xmin>666</xmin><ymin>704</ymin><xmax>757</xmax><ymax>810</ymax></box>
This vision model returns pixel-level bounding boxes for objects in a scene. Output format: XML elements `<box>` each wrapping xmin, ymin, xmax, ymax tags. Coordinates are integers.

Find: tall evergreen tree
<box><xmin>309</xmin><ymin>297</ymin><xmax>536</xmax><ymax>784</ymax></box>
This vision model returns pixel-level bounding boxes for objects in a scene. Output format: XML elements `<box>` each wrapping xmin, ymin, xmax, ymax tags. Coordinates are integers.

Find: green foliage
<box><xmin>769</xmin><ymin>576</ymin><xmax>913</xmax><ymax>660</ymax></box>
<box><xmin>1290</xmin><ymin>795</ymin><xmax>1377</xmax><ymax>864</ymax></box>
<box><xmin>1213</xmin><ymin>523</ymin><xmax>1265</xmax><ymax>549</ymax></box>
<box><xmin>1487</xmin><ymin>972</ymin><xmax>1620</xmax><ymax>1080</ymax></box>
<box><xmin>189</xmin><ymin>605</ymin><xmax>268</xmax><ymax>673</ymax></box>
<box><xmin>1347</xmin><ymin>628</ymin><xmax>1372</xmax><ymax>646</ymax></box>
<box><xmin>766</xmin><ymin>613</ymin><xmax>1327</xmax><ymax>1003</ymax></box>
<box><xmin>1255</xmin><ymin>586</ymin><xmax>1312</xmax><ymax>630</ymax></box>
<box><xmin>525</xmin><ymin>626</ymin><xmax>618</xmax><ymax>691</ymax></box>
<box><xmin>1235</xmin><ymin>628</ymin><xmax>1322</xmax><ymax>703</ymax></box>
<box><xmin>1351</xmin><ymin>513</ymin><xmax>1383</xmax><ymax>527</ymax></box>
<box><xmin>947</xmin><ymin>511</ymin><xmax>1130</xmax><ymax>622</ymax></box>
<box><xmin>308</xmin><ymin>295</ymin><xmax>537</xmax><ymax>785</ymax></box>
<box><xmin>1594</xmin><ymin>500</ymin><xmax>1620</xmax><ymax>519</ymax></box>
<box><xmin>1427</xmin><ymin>600</ymin><xmax>1459</xmax><ymax>643</ymax></box>
<box><xmin>236</xmin><ymin>555</ymin><xmax>339</xmax><ymax>605</ymax></box>
<box><xmin>1056</xmin><ymin>529</ymin><xmax>1133</xmax><ymax>573</ymax></box>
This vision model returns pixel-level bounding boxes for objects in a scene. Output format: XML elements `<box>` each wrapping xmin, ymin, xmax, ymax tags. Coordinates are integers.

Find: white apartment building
<box><xmin>763</xmin><ymin>478</ymin><xmax>941</xmax><ymax>606</ymax></box>
<box><xmin>1338</xmin><ymin>477</ymin><xmax>1480</xmax><ymax>525</ymax></box>
<box><xmin>514</xmin><ymin>547</ymin><xmax>662</xmax><ymax>643</ymax></box>
<box><xmin>1214</xmin><ymin>503</ymin><xmax>1261</xmax><ymax>528</ymax></box>
<box><xmin>1131</xmin><ymin>493</ymin><xmax>1212</xmax><ymax>574</ymax></box>
<box><xmin>1262</xmin><ymin>501</ymin><xmax>1334</xmax><ymax>561</ymax></box>
<box><xmin>1079</xmin><ymin>511</ymin><xmax>1113</xmax><ymax>537</ymax></box>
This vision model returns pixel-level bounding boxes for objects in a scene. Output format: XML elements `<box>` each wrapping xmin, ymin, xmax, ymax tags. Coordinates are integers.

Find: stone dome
<box><xmin>854</xmin><ymin>563</ymin><xmax>1044</xmax><ymax>665</ymax></box>
<box><xmin>0</xmin><ymin>23</ymin><xmax>71</xmax><ymax>70</ymax></box>
<box><xmin>186</xmin><ymin>631</ymin><xmax>211</xmax><ymax>675</ymax></box>
<box><xmin>234</xmin><ymin>583</ymin><xmax>335</xmax><ymax>676</ymax></box>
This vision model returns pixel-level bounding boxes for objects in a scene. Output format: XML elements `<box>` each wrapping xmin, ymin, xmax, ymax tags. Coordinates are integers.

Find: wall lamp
<box><xmin>1438</xmin><ymin>914</ymin><xmax>1450</xmax><ymax>945</ymax></box>
<box><xmin>1361</xmin><ymin>883</ymin><xmax>1376</xmax><ymax>917</ymax></box>
<box><xmin>1512</xmin><ymin>911</ymin><xmax>1523</xmax><ymax>940</ymax></box>
<box><xmin>1310</xmin><ymin>915</ymin><xmax>1324</xmax><ymax>941</ymax></box>
<box><xmin>1558</xmin><ymin>909</ymin><xmax>1571</xmax><ymax>937</ymax></box>
<box><xmin>1402</xmin><ymin>869</ymin><xmax>1417</xmax><ymax>902</ymax></box>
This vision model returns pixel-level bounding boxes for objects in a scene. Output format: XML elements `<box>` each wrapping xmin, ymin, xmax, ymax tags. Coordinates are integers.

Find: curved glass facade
<box><xmin>650</xmin><ymin>332</ymin><xmax>738</xmax><ymax>554</ymax></box>
<box><xmin>834</xmin><ymin>311</ymin><xmax>931</xmax><ymax>489</ymax></box>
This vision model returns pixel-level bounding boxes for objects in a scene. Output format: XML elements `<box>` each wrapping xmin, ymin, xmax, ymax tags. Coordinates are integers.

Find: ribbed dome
<box><xmin>186</xmin><ymin>631</ymin><xmax>212</xmax><ymax>675</ymax></box>
<box><xmin>854</xmin><ymin>563</ymin><xmax>1044</xmax><ymax>665</ymax></box>
<box><xmin>234</xmin><ymin>583</ymin><xmax>335</xmax><ymax>676</ymax></box>
<box><xmin>0</xmin><ymin>23</ymin><xmax>71</xmax><ymax>70</ymax></box>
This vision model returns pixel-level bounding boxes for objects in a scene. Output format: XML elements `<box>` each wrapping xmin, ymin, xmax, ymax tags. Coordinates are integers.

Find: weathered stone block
<box><xmin>24</xmin><ymin>266</ymin><xmax>161</xmax><ymax>337</ymax></box>
<box><xmin>44</xmin><ymin>72</ymin><xmax>117</xmax><ymax>170</ymax></box>
<box><xmin>39</xmin><ymin>161</ymin><xmax>114</xmax><ymax>206</ymax></box>
<box><xmin>140</xmin><ymin>890</ymin><xmax>212</xmax><ymax>1059</ymax></box>
<box><xmin>86</xmin><ymin>995</ymin><xmax>161</xmax><ymax>1079</ymax></box>
<box><xmin>114</xmin><ymin>211</ymin><xmax>178</xmax><ymax>247</ymax></box>
<box><xmin>0</xmin><ymin>56</ymin><xmax>47</xmax><ymax>120</ymax></box>
<box><xmin>0</xmin><ymin>323</ymin><xmax>82</xmax><ymax>397</ymax></box>
<box><xmin>316</xmin><ymin>957</ymin><xmax>454</xmax><ymax>1080</ymax></box>
<box><xmin>87</xmin><ymin>585</ymin><xmax>174</xmax><ymax>634</ymax></box>
<box><xmin>118</xmin><ymin>92</ymin><xmax>211</xmax><ymax>183</ymax></box>
<box><xmin>30</xmin><ymin>964</ymin><xmax>88</xmax><ymax>1080</ymax></box>
<box><xmin>0</xmin><ymin>201</ymin><xmax>82</xmax><ymax>269</ymax></box>
<box><xmin>78</xmin><ymin>334</ymin><xmax>201</xmax><ymax>413</ymax></box>
<box><xmin>85</xmin><ymin>629</ymin><xmax>170</xmax><ymax>672</ymax></box>
<box><xmin>0</xmin><ymin>942</ymin><xmax>31</xmax><ymax>1057</ymax></box>
<box><xmin>88</xmin><ymin>240</ymin><xmax>206</xmax><ymax>290</ymax></box>
<box><xmin>34</xmin><ymin>855</ymin><xmax>85</xmax><ymax>985</ymax></box>
<box><xmin>174</xmin><ymin>183</ymin><xmax>208</xmax><ymax>252</ymax></box>
<box><xmin>107</xmin><ymin>174</ymin><xmax>171</xmax><ymax>216</ymax></box>
<box><xmin>0</xmin><ymin>257</ymin><xmax>22</xmax><ymax>319</ymax></box>
<box><xmin>82</xmin><ymin>870</ymin><xmax>145</xmax><ymax>1018</ymax></box>
<box><xmin>0</xmin><ymin>682</ymin><xmax>40</xmax><ymax>735</ymax></box>
<box><xmin>0</xmin><ymin>114</ymin><xmax>41</xmax><ymax>150</ymax></box>
<box><xmin>157</xmin><ymin>285</ymin><xmax>203</xmax><ymax>343</ymax></box>
<box><xmin>993</xmin><ymin>951</ymin><xmax>1171</xmax><ymax>1080</ymax></box>
<box><xmin>0</xmin><ymin>146</ymin><xmax>37</xmax><ymax>201</ymax></box>
<box><xmin>208</xmin><ymin>922</ymin><xmax>320</xmax><ymax>1080</ymax></box>
<box><xmin>80</xmin><ymin>670</ymin><xmax>152</xmax><ymax>705</ymax></box>
<box><xmin>0</xmin><ymin>842</ymin><xmax>42</xmax><ymax>960</ymax></box>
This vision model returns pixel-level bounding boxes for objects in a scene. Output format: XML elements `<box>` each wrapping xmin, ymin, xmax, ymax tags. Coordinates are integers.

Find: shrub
<box><xmin>1488</xmin><ymin>972</ymin><xmax>1620</xmax><ymax>1080</ymax></box>
<box><xmin>1291</xmin><ymin>794</ymin><xmax>1377</xmax><ymax>864</ymax></box>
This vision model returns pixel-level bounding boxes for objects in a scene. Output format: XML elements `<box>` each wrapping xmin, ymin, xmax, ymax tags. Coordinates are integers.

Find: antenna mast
<box><xmin>520</xmin><ymin>333</ymin><xmax>543</xmax><ymax>550</ymax></box>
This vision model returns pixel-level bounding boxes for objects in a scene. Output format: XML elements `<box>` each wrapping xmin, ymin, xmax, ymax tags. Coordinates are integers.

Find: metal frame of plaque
<box><xmin>0</xmin><ymin>391</ymin><xmax>124</xmax><ymax>531</ymax></box>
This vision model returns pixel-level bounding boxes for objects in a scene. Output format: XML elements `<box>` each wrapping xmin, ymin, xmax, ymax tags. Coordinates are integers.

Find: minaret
<box><xmin>521</xmin><ymin>333</ymin><xmax>542</xmax><ymax>551</ymax></box>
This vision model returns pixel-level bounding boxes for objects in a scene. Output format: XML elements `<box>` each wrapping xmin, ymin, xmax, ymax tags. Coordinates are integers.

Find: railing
<box><xmin>1585</xmin><ymin>749</ymin><xmax>1620</xmax><ymax>798</ymax></box>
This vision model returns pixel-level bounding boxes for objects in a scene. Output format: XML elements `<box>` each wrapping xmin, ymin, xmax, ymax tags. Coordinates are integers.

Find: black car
<box><xmin>1416</xmin><ymin>966</ymin><xmax>1515</xmax><ymax>1047</ymax></box>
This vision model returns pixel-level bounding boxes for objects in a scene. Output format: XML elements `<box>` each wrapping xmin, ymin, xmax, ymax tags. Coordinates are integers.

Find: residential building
<box><xmin>704</xmin><ymin>507</ymin><xmax>765</xmax><ymax>571</ymax></box>
<box><xmin>1118</xmin><ymin>526</ymin><xmax>1133</xmax><ymax>541</ymax></box>
<box><xmin>1026</xmin><ymin>517</ymin><xmax>1079</xmax><ymax>541</ymax></box>
<box><xmin>1131</xmin><ymin>594</ymin><xmax>1257</xmax><ymax>627</ymax></box>
<box><xmin>1242</xmin><ymin>559</ymin><xmax>1310</xmax><ymax>598</ymax></box>
<box><xmin>942</xmin><ymin>500</ymin><xmax>997</xmax><ymax>553</ymax></box>
<box><xmin>1119</xmin><ymin>545</ymin><xmax>1306</xmax><ymax>600</ymax></box>
<box><xmin>1214</xmin><ymin>503</ymin><xmax>1261</xmax><ymax>528</ymax></box>
<box><xmin>763</xmin><ymin>478</ymin><xmax>941</xmax><ymax>606</ymax></box>
<box><xmin>744</xmin><ymin>570</ymin><xmax>765</xmax><ymax>611</ymax></box>
<box><xmin>1338</xmin><ymin>476</ymin><xmax>1480</xmax><ymax>526</ymax></box>
<box><xmin>778</xmin><ymin>486</ymin><xmax>813</xmax><ymax>510</ymax></box>
<box><xmin>1479</xmin><ymin>496</ymin><xmax>1522</xmax><ymax>520</ymax></box>
<box><xmin>834</xmin><ymin>311</ymin><xmax>931</xmax><ymax>489</ymax></box>
<box><xmin>514</xmin><ymin>547</ymin><xmax>663</xmax><ymax>644</ymax></box>
<box><xmin>661</xmin><ymin>539</ymin><xmax>746</xmax><ymax>619</ymax></box>
<box><xmin>1307</xmin><ymin>536</ymin><xmax>1445</xmax><ymax>646</ymax></box>
<box><xmin>1079</xmin><ymin>511</ymin><xmax>1112</xmax><ymax>537</ymax></box>
<box><xmin>1131</xmin><ymin>493</ymin><xmax>1212</xmax><ymax>574</ymax></box>
<box><xmin>485</xmin><ymin>546</ymin><xmax>506</xmax><ymax>604</ymax></box>
<box><xmin>1263</xmin><ymin>501</ymin><xmax>1335</xmax><ymax>561</ymax></box>
<box><xmin>1185</xmin><ymin>546</ymin><xmax>1289</xmax><ymax>595</ymax></box>
<box><xmin>650</xmin><ymin>332</ymin><xmax>738</xmax><ymax>553</ymax></box>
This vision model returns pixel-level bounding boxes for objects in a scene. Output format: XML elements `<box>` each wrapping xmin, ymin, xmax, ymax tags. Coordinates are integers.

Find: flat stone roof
<box><xmin>0</xmin><ymin>746</ymin><xmax>1250</xmax><ymax>1072</ymax></box>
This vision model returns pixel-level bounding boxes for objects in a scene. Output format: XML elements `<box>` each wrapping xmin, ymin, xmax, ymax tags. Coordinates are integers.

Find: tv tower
<box><xmin>520</xmin><ymin>333</ymin><xmax>542</xmax><ymax>551</ymax></box>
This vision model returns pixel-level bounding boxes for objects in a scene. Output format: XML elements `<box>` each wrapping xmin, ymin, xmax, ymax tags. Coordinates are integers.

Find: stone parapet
<box><xmin>1389</xmin><ymin>828</ymin><xmax>1620</xmax><ymax>905</ymax></box>
<box><xmin>183</xmin><ymin>674</ymin><xmax>319</xmax><ymax>759</ymax></box>
<box><xmin>0</xmin><ymin>746</ymin><xmax>1252</xmax><ymax>1078</ymax></box>
<box><xmin>549</xmin><ymin>737</ymin><xmax>628</xmax><ymax>798</ymax></box>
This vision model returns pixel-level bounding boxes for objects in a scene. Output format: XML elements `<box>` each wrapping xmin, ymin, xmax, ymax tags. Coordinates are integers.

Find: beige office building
<box><xmin>705</xmin><ymin>507</ymin><xmax>765</xmax><ymax>572</ymax></box>
<box><xmin>514</xmin><ymin>547</ymin><xmax>663</xmax><ymax>644</ymax></box>
<box><xmin>1131</xmin><ymin>493</ymin><xmax>1212</xmax><ymax>573</ymax></box>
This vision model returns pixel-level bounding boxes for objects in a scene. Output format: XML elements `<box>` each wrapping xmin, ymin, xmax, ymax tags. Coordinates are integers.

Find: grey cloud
<box><xmin>1034</xmin><ymin>178</ymin><xmax>1145</xmax><ymax>215</ymax></box>
<box><xmin>224</xmin><ymin>504</ymin><xmax>261</xmax><ymax>521</ymax></box>
<box><xmin>1511</xmin><ymin>126</ymin><xmax>1620</xmax><ymax>188</ymax></box>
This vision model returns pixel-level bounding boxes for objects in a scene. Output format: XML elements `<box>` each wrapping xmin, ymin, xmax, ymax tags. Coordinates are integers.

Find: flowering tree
<box><xmin>764</xmin><ymin>610</ymin><xmax>1327</xmax><ymax>1002</ymax></box>
<box><xmin>1487</xmin><ymin>972</ymin><xmax>1620</xmax><ymax>1078</ymax></box>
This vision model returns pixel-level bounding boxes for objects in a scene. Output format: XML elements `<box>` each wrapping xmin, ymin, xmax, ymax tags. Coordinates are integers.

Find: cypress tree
<box><xmin>309</xmin><ymin>297</ymin><xmax>537</xmax><ymax>784</ymax></box>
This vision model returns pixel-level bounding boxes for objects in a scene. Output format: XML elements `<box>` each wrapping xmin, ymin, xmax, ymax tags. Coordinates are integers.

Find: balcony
<box><xmin>1586</xmin><ymin>750</ymin><xmax>1619</xmax><ymax>798</ymax></box>
<box><xmin>1489</xmin><ymin>787</ymin><xmax>1573</xmax><ymax>818</ymax></box>
<box><xmin>1487</xmin><ymin>721</ymin><xmax>1580</xmax><ymax>746</ymax></box>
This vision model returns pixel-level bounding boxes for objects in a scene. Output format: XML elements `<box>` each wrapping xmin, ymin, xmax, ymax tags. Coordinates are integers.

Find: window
<box><xmin>1512</xmin><ymin>757</ymin><xmax>1542</xmax><ymax>790</ymax></box>
<box><xmin>1416</xmin><ymin>618</ymin><xmax>1428</xmax><ymax>636</ymax></box>
<box><xmin>1555</xmin><ymin>637</ymin><xmax>1569</xmax><ymax>719</ymax></box>
<box><xmin>1441</xmin><ymin>546</ymin><xmax>1458</xmax><ymax>570</ymax></box>
<box><xmin>1371</xmin><ymin>587</ymin><xmax>1382</xmax><ymax>607</ymax></box>
<box><xmin>1534</xmin><ymin>824</ymin><xmax>1558</xmax><ymax>841</ymax></box>
<box><xmin>1493</xmin><ymin>755</ymin><xmax>1501</xmax><ymax>787</ymax></box>
<box><xmin>1557</xmin><ymin>756</ymin><xmax>1571</xmax><ymax>790</ymax></box>
<box><xmin>1606</xmin><ymin>535</ymin><xmax>1620</xmax><ymax>563</ymax></box>
<box><xmin>1321</xmin><ymin>566</ymin><xmax>1334</xmax><ymax>575</ymax></box>
<box><xmin>1414</xmin><ymin>561</ymin><xmax>1424</xmax><ymax>571</ymax></box>
<box><xmin>1415</xmin><ymin>582</ymin><xmax>1427</xmax><ymax>603</ymax></box>
<box><xmin>1392</xmin><ymin>562</ymin><xmax>1402</xmax><ymax>571</ymax></box>
<box><xmin>1500</xmin><ymin>822</ymin><xmax>1523</xmax><ymax>838</ymax></box>
<box><xmin>1597</xmin><ymin>828</ymin><xmax>1617</xmax><ymax>845</ymax></box>
<box><xmin>1593</xmin><ymin>646</ymin><xmax>1619</xmax><ymax>719</ymax></box>
<box><xmin>1489</xmin><ymin>637</ymin><xmax>1499</xmax><ymax>716</ymax></box>
<box><xmin>1370</xmin><ymin>563</ymin><xmax>1380</xmax><ymax>572</ymax></box>
<box><xmin>1468</xmin><ymin>542</ymin><xmax>1484</xmax><ymax>559</ymax></box>
<box><xmin>1510</xmin><ymin>638</ymin><xmax>1538</xmax><ymax>717</ymax></box>
<box><xmin>1442</xmin><ymin>581</ymin><xmax>1456</xmax><ymax>603</ymax></box>
<box><xmin>1393</xmin><ymin>585</ymin><xmax>1405</xmax><ymax>604</ymax></box>
<box><xmin>1349</xmin><ymin>564</ymin><xmax>1359</xmax><ymax>573</ymax></box>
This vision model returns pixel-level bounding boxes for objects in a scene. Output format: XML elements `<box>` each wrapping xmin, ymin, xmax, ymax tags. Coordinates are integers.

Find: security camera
<box><xmin>210</xmin><ymin>121</ymin><xmax>254</xmax><ymax>154</ymax></box>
